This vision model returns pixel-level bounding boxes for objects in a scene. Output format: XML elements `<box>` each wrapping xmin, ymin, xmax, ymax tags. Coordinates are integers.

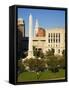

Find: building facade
<box><xmin>33</xmin><ymin>28</ymin><xmax>65</xmax><ymax>55</ymax></box>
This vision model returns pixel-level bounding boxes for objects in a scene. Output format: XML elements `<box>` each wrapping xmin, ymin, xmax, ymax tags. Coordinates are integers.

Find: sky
<box><xmin>17</xmin><ymin>8</ymin><xmax>65</xmax><ymax>37</ymax></box>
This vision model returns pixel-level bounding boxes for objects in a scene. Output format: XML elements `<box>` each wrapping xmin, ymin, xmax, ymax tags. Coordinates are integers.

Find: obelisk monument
<box><xmin>34</xmin><ymin>19</ymin><xmax>39</xmax><ymax>37</ymax></box>
<box><xmin>27</xmin><ymin>13</ymin><xmax>34</xmax><ymax>58</ymax></box>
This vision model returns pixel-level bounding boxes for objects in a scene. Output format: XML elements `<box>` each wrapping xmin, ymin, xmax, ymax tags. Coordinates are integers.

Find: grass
<box><xmin>17</xmin><ymin>69</ymin><xmax>65</xmax><ymax>82</ymax></box>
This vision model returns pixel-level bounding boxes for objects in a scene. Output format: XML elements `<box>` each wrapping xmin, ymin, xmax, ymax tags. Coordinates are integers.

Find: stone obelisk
<box><xmin>27</xmin><ymin>13</ymin><xmax>33</xmax><ymax>58</ymax></box>
<box><xmin>34</xmin><ymin>19</ymin><xmax>39</xmax><ymax>37</ymax></box>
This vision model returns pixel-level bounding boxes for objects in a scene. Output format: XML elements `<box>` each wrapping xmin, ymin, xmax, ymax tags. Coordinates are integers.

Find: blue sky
<box><xmin>18</xmin><ymin>8</ymin><xmax>65</xmax><ymax>36</ymax></box>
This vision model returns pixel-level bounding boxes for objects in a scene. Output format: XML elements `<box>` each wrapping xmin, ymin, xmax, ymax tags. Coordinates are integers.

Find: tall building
<box><xmin>18</xmin><ymin>18</ymin><xmax>25</xmax><ymax>37</ymax></box>
<box><xmin>17</xmin><ymin>18</ymin><xmax>25</xmax><ymax>59</ymax></box>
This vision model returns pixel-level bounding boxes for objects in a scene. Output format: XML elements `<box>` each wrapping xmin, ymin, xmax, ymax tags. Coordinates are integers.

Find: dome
<box><xmin>36</xmin><ymin>27</ymin><xmax>46</xmax><ymax>37</ymax></box>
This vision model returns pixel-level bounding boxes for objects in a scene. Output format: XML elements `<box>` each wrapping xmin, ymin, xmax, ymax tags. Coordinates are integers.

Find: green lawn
<box><xmin>17</xmin><ymin>69</ymin><xmax>65</xmax><ymax>82</ymax></box>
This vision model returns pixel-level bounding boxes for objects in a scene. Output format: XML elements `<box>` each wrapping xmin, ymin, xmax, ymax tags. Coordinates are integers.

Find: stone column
<box><xmin>27</xmin><ymin>14</ymin><xmax>33</xmax><ymax>58</ymax></box>
<box><xmin>34</xmin><ymin>19</ymin><xmax>39</xmax><ymax>37</ymax></box>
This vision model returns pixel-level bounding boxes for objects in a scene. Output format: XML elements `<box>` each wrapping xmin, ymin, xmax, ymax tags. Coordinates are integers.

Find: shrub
<box><xmin>33</xmin><ymin>46</ymin><xmax>44</xmax><ymax>58</ymax></box>
<box><xmin>18</xmin><ymin>60</ymin><xmax>25</xmax><ymax>73</ymax></box>
<box><xmin>47</xmin><ymin>55</ymin><xmax>59</xmax><ymax>73</ymax></box>
<box><xmin>24</xmin><ymin>58</ymin><xmax>46</xmax><ymax>72</ymax></box>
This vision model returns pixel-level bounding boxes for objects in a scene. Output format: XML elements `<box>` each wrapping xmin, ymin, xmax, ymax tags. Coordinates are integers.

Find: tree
<box><xmin>56</xmin><ymin>50</ymin><xmax>65</xmax><ymax>69</ymax></box>
<box><xmin>57</xmin><ymin>55</ymin><xmax>65</xmax><ymax>69</ymax></box>
<box><xmin>33</xmin><ymin>46</ymin><xmax>36</xmax><ymax>56</ymax></box>
<box><xmin>25</xmin><ymin>58</ymin><xmax>46</xmax><ymax>72</ymax></box>
<box><xmin>45</xmin><ymin>48</ymin><xmax>59</xmax><ymax>72</ymax></box>
<box><xmin>33</xmin><ymin>46</ymin><xmax>44</xmax><ymax>58</ymax></box>
<box><xmin>46</xmin><ymin>48</ymin><xmax>55</xmax><ymax>56</ymax></box>
<box><xmin>47</xmin><ymin>55</ymin><xmax>59</xmax><ymax>72</ymax></box>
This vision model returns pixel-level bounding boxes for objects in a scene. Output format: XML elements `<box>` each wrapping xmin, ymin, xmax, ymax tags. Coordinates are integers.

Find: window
<box><xmin>51</xmin><ymin>33</ymin><xmax>52</xmax><ymax>38</ymax></box>
<box><xmin>56</xmin><ymin>39</ymin><xmax>60</xmax><ymax>43</ymax></box>
<box><xmin>58</xmin><ymin>49</ymin><xmax>60</xmax><ymax>53</ymax></box>
<box><xmin>53</xmin><ymin>39</ymin><xmax>55</xmax><ymax>43</ymax></box>
<box><xmin>53</xmin><ymin>33</ymin><xmax>55</xmax><ymax>43</ymax></box>
<box><xmin>59</xmin><ymin>33</ymin><xmax>60</xmax><ymax>43</ymax></box>
<box><xmin>51</xmin><ymin>39</ymin><xmax>52</xmax><ymax>43</ymax></box>
<box><xmin>59</xmin><ymin>39</ymin><xmax>60</xmax><ymax>43</ymax></box>
<box><xmin>53</xmin><ymin>33</ymin><xmax>55</xmax><ymax>37</ymax></box>
<box><xmin>48</xmin><ymin>39</ymin><xmax>50</xmax><ymax>43</ymax></box>
<box><xmin>56</xmin><ymin>39</ymin><xmax>58</xmax><ymax>43</ymax></box>
<box><xmin>48</xmin><ymin>33</ymin><xmax>50</xmax><ymax>37</ymax></box>
<box><xmin>59</xmin><ymin>33</ymin><xmax>60</xmax><ymax>37</ymax></box>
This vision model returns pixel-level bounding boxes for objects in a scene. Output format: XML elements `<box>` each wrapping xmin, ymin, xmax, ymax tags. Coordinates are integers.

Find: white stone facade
<box><xmin>32</xmin><ymin>28</ymin><xmax>65</xmax><ymax>55</ymax></box>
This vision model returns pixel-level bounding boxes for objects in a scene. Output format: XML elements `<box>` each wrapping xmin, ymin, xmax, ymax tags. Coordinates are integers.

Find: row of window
<box><xmin>48</xmin><ymin>33</ymin><xmax>60</xmax><ymax>38</ymax></box>
<box><xmin>48</xmin><ymin>44</ymin><xmax>60</xmax><ymax>47</ymax></box>
<box><xmin>48</xmin><ymin>38</ymin><xmax>60</xmax><ymax>43</ymax></box>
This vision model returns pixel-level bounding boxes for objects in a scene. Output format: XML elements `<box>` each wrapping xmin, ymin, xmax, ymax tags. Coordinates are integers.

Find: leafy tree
<box><xmin>45</xmin><ymin>48</ymin><xmax>59</xmax><ymax>72</ymax></box>
<box><xmin>33</xmin><ymin>46</ymin><xmax>44</xmax><ymax>58</ymax></box>
<box><xmin>46</xmin><ymin>48</ymin><xmax>55</xmax><ymax>56</ymax></box>
<box><xmin>57</xmin><ymin>55</ymin><xmax>65</xmax><ymax>69</ymax></box>
<box><xmin>57</xmin><ymin>50</ymin><xmax>65</xmax><ymax>69</ymax></box>
<box><xmin>25</xmin><ymin>58</ymin><xmax>46</xmax><ymax>72</ymax></box>
<box><xmin>47</xmin><ymin>55</ymin><xmax>59</xmax><ymax>72</ymax></box>
<box><xmin>33</xmin><ymin>46</ymin><xmax>38</xmax><ymax>58</ymax></box>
